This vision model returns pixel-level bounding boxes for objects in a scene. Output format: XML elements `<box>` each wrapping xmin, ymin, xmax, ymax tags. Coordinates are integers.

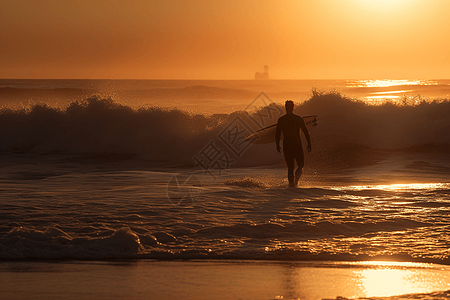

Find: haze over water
<box><xmin>2</xmin><ymin>79</ymin><xmax>449</xmax><ymax>113</ymax></box>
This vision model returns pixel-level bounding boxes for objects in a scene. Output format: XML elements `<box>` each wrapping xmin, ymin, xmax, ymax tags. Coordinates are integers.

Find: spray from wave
<box><xmin>224</xmin><ymin>176</ymin><xmax>270</xmax><ymax>188</ymax></box>
<box><xmin>0</xmin><ymin>91</ymin><xmax>449</xmax><ymax>168</ymax></box>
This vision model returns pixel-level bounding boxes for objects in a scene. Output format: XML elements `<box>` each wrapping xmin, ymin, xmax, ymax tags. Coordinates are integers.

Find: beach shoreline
<box><xmin>2</xmin><ymin>259</ymin><xmax>450</xmax><ymax>300</ymax></box>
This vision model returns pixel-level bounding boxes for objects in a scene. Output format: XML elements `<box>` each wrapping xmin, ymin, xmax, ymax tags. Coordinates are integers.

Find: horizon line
<box><xmin>1</xmin><ymin>77</ymin><xmax>448</xmax><ymax>81</ymax></box>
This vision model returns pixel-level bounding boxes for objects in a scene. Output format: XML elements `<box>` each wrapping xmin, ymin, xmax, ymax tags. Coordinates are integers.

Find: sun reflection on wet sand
<box><xmin>359</xmin><ymin>268</ymin><xmax>426</xmax><ymax>296</ymax></box>
<box><xmin>354</xmin><ymin>261</ymin><xmax>450</xmax><ymax>297</ymax></box>
<box><xmin>2</xmin><ymin>260</ymin><xmax>450</xmax><ymax>299</ymax></box>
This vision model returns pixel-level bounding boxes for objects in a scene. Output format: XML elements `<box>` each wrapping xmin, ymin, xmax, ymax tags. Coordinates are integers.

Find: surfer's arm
<box><xmin>275</xmin><ymin>122</ymin><xmax>281</xmax><ymax>153</ymax></box>
<box><xmin>300</xmin><ymin>119</ymin><xmax>312</xmax><ymax>152</ymax></box>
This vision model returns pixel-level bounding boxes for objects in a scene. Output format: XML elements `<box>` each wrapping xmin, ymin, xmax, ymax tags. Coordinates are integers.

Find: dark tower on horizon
<box><xmin>255</xmin><ymin>65</ymin><xmax>269</xmax><ymax>79</ymax></box>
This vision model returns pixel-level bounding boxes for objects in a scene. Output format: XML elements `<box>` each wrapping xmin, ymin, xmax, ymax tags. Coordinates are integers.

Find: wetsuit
<box><xmin>276</xmin><ymin>113</ymin><xmax>311</xmax><ymax>186</ymax></box>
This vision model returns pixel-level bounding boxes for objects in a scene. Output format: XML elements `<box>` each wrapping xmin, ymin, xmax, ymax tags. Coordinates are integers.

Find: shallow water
<box><xmin>1</xmin><ymin>151</ymin><xmax>450</xmax><ymax>263</ymax></box>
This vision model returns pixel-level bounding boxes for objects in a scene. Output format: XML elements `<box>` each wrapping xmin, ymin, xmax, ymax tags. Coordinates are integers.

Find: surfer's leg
<box><xmin>294</xmin><ymin>168</ymin><xmax>302</xmax><ymax>182</ymax></box>
<box><xmin>283</xmin><ymin>146</ymin><xmax>295</xmax><ymax>186</ymax></box>
<box><xmin>294</xmin><ymin>145</ymin><xmax>305</xmax><ymax>185</ymax></box>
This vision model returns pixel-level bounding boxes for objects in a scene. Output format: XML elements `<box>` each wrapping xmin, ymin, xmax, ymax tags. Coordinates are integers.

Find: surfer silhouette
<box><xmin>276</xmin><ymin>100</ymin><xmax>312</xmax><ymax>187</ymax></box>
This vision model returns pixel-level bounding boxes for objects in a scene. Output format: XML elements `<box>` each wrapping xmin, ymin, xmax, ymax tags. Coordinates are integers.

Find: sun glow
<box><xmin>349</xmin><ymin>0</ymin><xmax>420</xmax><ymax>17</ymax></box>
<box><xmin>1</xmin><ymin>0</ymin><xmax>450</xmax><ymax>79</ymax></box>
<box><xmin>358</xmin><ymin>0</ymin><xmax>409</xmax><ymax>10</ymax></box>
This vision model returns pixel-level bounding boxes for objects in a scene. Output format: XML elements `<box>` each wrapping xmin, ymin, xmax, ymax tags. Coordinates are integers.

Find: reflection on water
<box><xmin>365</xmin><ymin>90</ymin><xmax>412</xmax><ymax>102</ymax></box>
<box><xmin>371</xmin><ymin>90</ymin><xmax>412</xmax><ymax>95</ymax></box>
<box><xmin>359</xmin><ymin>268</ymin><xmax>425</xmax><ymax>296</ymax></box>
<box><xmin>289</xmin><ymin>261</ymin><xmax>450</xmax><ymax>298</ymax></box>
<box><xmin>354</xmin><ymin>261</ymin><xmax>450</xmax><ymax>297</ymax></box>
<box><xmin>335</xmin><ymin>183</ymin><xmax>449</xmax><ymax>192</ymax></box>
<box><xmin>348</xmin><ymin>79</ymin><xmax>437</xmax><ymax>88</ymax></box>
<box><xmin>346</xmin><ymin>79</ymin><xmax>439</xmax><ymax>105</ymax></box>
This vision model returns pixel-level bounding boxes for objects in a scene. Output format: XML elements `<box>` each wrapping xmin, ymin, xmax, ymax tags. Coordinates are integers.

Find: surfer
<box><xmin>276</xmin><ymin>100</ymin><xmax>312</xmax><ymax>187</ymax></box>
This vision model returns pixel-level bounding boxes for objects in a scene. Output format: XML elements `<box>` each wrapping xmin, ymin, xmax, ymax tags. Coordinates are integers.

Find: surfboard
<box><xmin>245</xmin><ymin>115</ymin><xmax>318</xmax><ymax>144</ymax></box>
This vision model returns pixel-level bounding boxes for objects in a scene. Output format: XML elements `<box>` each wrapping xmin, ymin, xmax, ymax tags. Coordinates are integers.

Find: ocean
<box><xmin>1</xmin><ymin>79</ymin><xmax>450</xmax><ymax>299</ymax></box>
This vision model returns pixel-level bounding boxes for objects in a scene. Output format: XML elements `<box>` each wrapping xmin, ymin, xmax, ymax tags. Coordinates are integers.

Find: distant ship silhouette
<box><xmin>255</xmin><ymin>65</ymin><xmax>269</xmax><ymax>80</ymax></box>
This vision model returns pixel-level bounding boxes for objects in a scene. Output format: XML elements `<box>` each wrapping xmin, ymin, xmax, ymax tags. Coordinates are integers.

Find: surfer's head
<box><xmin>285</xmin><ymin>100</ymin><xmax>294</xmax><ymax>113</ymax></box>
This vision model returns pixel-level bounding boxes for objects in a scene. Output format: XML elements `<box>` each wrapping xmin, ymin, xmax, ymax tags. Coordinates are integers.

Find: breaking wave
<box><xmin>0</xmin><ymin>92</ymin><xmax>449</xmax><ymax>167</ymax></box>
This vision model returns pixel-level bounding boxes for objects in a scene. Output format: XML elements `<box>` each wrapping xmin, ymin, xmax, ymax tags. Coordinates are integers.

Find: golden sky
<box><xmin>1</xmin><ymin>0</ymin><xmax>449</xmax><ymax>79</ymax></box>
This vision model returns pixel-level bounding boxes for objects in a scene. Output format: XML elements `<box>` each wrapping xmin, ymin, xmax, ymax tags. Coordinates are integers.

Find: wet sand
<box><xmin>2</xmin><ymin>260</ymin><xmax>450</xmax><ymax>300</ymax></box>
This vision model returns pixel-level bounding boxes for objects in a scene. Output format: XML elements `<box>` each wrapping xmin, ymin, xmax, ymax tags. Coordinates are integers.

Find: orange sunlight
<box><xmin>1</xmin><ymin>0</ymin><xmax>449</xmax><ymax>79</ymax></box>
